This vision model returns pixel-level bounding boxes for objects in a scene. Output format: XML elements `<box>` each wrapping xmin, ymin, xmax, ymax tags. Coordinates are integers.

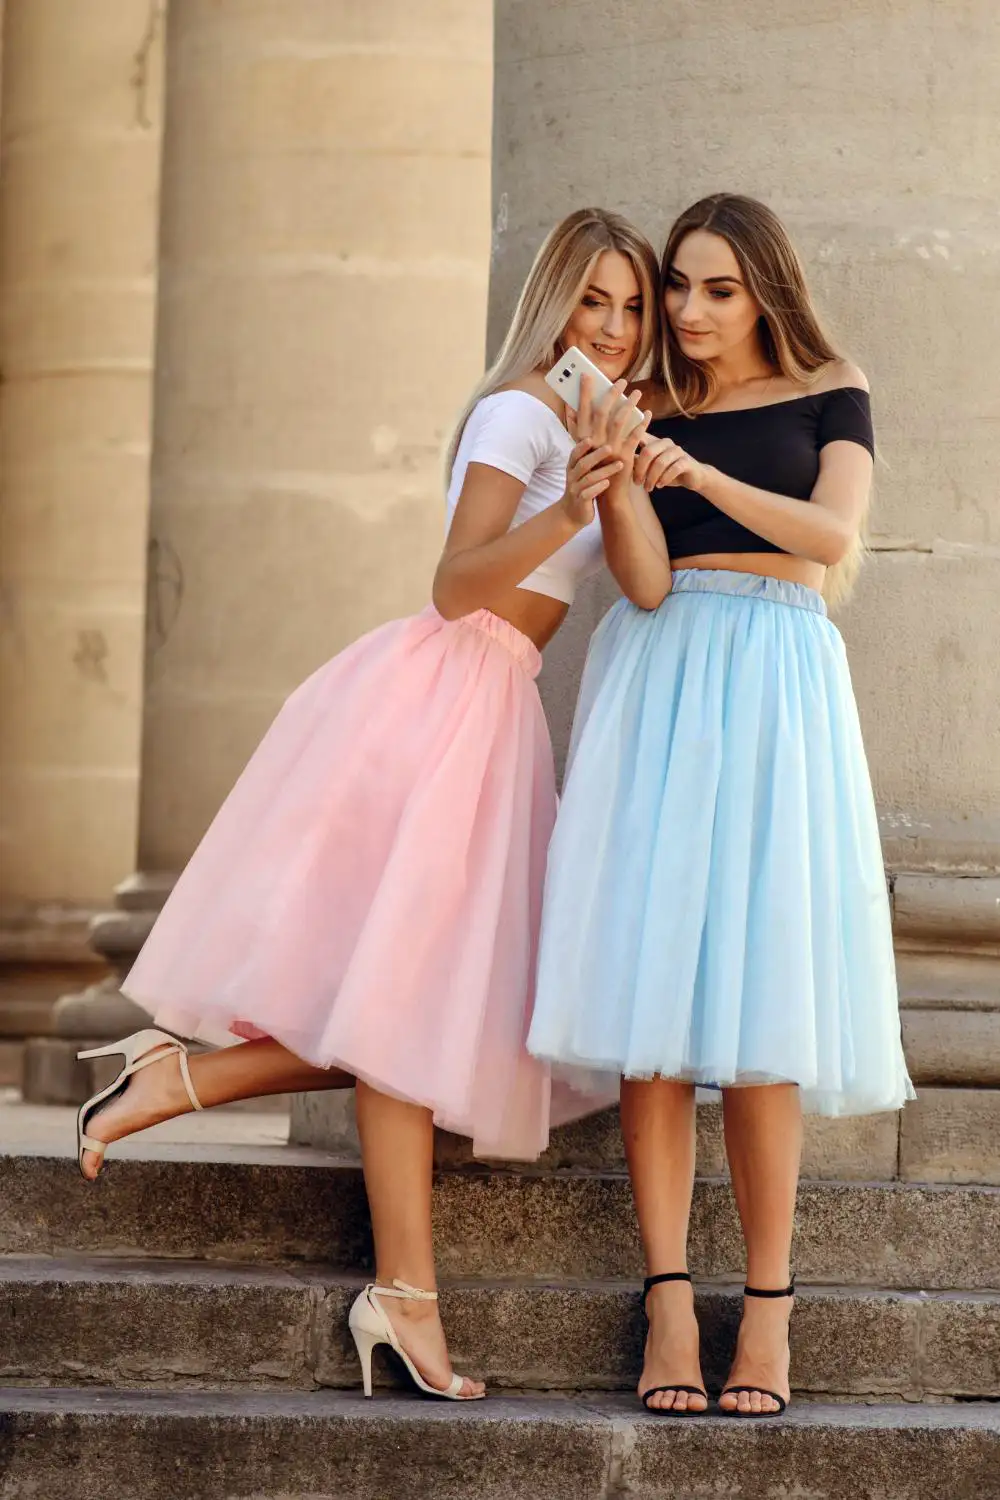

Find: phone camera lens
<box><xmin>562</xmin><ymin>368</ymin><xmax>571</xmax><ymax>377</ymax></box>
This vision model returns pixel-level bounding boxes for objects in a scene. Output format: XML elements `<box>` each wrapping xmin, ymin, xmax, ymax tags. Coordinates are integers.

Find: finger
<box><xmin>565</xmin><ymin>404</ymin><xmax>579</xmax><ymax>439</ymax></box>
<box><xmin>607</xmin><ymin>385</ymin><xmax>640</xmax><ymax>443</ymax></box>
<box><xmin>580</xmin><ymin>478</ymin><xmax>612</xmax><ymax>501</ymax></box>
<box><xmin>572</xmin><ymin>443</ymin><xmax>615</xmax><ymax>478</ymax></box>
<box><xmin>578</xmin><ymin>373</ymin><xmax>593</xmax><ymax>437</ymax></box>
<box><xmin>580</xmin><ymin>459</ymin><xmax>624</xmax><ymax>486</ymax></box>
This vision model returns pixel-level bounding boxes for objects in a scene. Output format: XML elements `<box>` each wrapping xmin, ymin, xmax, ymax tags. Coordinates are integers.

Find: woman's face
<box><xmin>560</xmin><ymin>250</ymin><xmax>643</xmax><ymax>381</ymax></box>
<box><xmin>664</xmin><ymin>230</ymin><xmax>762</xmax><ymax>364</ymax></box>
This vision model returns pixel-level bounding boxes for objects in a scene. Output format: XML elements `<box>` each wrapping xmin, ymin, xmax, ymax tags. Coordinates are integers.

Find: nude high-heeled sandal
<box><xmin>76</xmin><ymin>1028</ymin><xmax>203</xmax><ymax>1179</ymax></box>
<box><xmin>348</xmin><ymin>1279</ymin><xmax>484</xmax><ymax>1401</ymax></box>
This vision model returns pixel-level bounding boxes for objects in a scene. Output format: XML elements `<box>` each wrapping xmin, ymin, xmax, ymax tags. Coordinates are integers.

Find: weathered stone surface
<box><xmin>50</xmin><ymin>980</ymin><xmax>148</xmax><ymax>1039</ymax></box>
<box><xmin>896</xmin><ymin>951</ymin><xmax>1000</xmax><ymax>1012</ymax></box>
<box><xmin>21</xmin><ymin>1038</ymin><xmax>93</xmax><ymax>1105</ymax></box>
<box><xmin>0</xmin><ymin>1257</ymin><xmax>318</xmax><ymax>1388</ymax></box>
<box><xmin>900</xmin><ymin>1088</ymin><xmax>1000</xmax><ymax>1185</ymax></box>
<box><xmin>903</xmin><ymin>1009</ymin><xmax>1000</xmax><ymax>1085</ymax></box>
<box><xmin>4</xmin><ymin>1256</ymin><xmax>989</xmax><ymax>1398</ymax></box>
<box><xmin>0</xmin><ymin>1389</ymin><xmax>613</xmax><ymax>1500</ymax></box>
<box><xmin>3</xmin><ymin>1153</ymin><xmax>998</xmax><ymax>1288</ymax></box>
<box><xmin>1</xmin><ymin>1389</ymin><xmax>999</xmax><ymax>1500</ymax></box>
<box><xmin>894</xmin><ymin>874</ymin><xmax>1000</xmax><ymax>945</ymax></box>
<box><xmin>435</xmin><ymin>1104</ymin><xmax>900</xmax><ymax>1180</ymax></box>
<box><xmin>0</xmin><ymin>1041</ymin><xmax>22</xmax><ymax>1088</ymax></box>
<box><xmin>622</xmin><ymin>1398</ymin><xmax>1000</xmax><ymax>1500</ymax></box>
<box><xmin>920</xmin><ymin>1293</ymin><xmax>1000</xmax><ymax>1399</ymax></box>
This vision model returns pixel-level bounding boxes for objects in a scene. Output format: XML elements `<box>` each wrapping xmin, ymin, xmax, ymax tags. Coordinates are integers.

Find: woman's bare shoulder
<box><xmin>815</xmin><ymin>358</ymin><xmax>869</xmax><ymax>395</ymax></box>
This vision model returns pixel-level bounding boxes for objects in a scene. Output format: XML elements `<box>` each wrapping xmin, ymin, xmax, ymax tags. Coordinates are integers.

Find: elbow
<box><xmin>817</xmin><ymin>527</ymin><xmax>856</xmax><ymax>567</ymax></box>
<box><xmin>626</xmin><ymin>577</ymin><xmax>672</xmax><ymax>611</ymax></box>
<box><xmin>431</xmin><ymin>569</ymin><xmax>465</xmax><ymax>621</ymax></box>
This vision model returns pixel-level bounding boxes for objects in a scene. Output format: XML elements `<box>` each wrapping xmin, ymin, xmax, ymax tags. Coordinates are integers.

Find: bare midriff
<box><xmin>480</xmin><ymin>583</ymin><xmax>571</xmax><ymax>652</ymax></box>
<box><xmin>676</xmin><ymin>551</ymin><xmax>827</xmax><ymax>593</ymax></box>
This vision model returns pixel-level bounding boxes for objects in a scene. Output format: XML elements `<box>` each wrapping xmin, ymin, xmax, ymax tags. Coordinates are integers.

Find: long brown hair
<box><xmin>653</xmin><ymin>194</ymin><xmax>864</xmax><ymax>606</ymax></box>
<box><xmin>446</xmin><ymin>208</ymin><xmax>659</xmax><ymax>475</ymax></box>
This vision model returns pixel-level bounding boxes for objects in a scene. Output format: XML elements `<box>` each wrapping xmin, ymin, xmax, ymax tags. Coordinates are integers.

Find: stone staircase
<box><xmin>2</xmin><ymin>1078</ymin><xmax>1000</xmax><ymax>1499</ymax></box>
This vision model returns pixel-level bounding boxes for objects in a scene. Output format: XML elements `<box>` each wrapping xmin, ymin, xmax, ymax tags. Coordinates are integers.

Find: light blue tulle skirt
<box><xmin>529</xmin><ymin>570</ymin><xmax>914</xmax><ymax>1117</ymax></box>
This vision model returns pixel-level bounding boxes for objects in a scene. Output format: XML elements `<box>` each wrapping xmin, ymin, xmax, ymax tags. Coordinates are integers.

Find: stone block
<box><xmin>920</xmin><ymin>1293</ymin><xmax>1000</xmax><ymax>1399</ymax></box>
<box><xmin>4</xmin><ymin>1152</ymin><xmax>999</xmax><ymax>1289</ymax></box>
<box><xmin>903</xmin><ymin>1009</ymin><xmax>1000</xmax><ymax>1085</ymax></box>
<box><xmin>434</xmin><ymin>1103</ymin><xmax>900</xmax><ymax>1180</ymax></box>
<box><xmin>894</xmin><ymin>873</ymin><xmax>1000</xmax><ymax>945</ymax></box>
<box><xmin>21</xmin><ymin>1037</ymin><xmax>93</xmax><ymax>1105</ymax></box>
<box><xmin>50</xmin><ymin>980</ymin><xmax>148</xmax><ymax>1040</ymax></box>
<box><xmin>0</xmin><ymin>1039</ymin><xmax>23</xmax><ymax>1087</ymax></box>
<box><xmin>897</xmin><ymin>951</ymin><xmax>1000</xmax><ymax>1012</ymax></box>
<box><xmin>1</xmin><ymin>1389</ymin><xmax>999</xmax><ymax>1500</ymax></box>
<box><xmin>900</xmin><ymin>1088</ymin><xmax>1000</xmax><ymax>1184</ymax></box>
<box><xmin>290</xmin><ymin>1090</ymin><xmax>359</xmax><ymax>1155</ymax></box>
<box><xmin>0</xmin><ymin>1257</ymin><xmax>318</xmax><ymax>1389</ymax></box>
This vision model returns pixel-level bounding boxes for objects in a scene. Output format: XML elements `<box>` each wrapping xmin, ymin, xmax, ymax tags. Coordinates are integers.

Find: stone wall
<box><xmin>491</xmin><ymin>0</ymin><xmax>1000</xmax><ymax>878</ymax></box>
<box><xmin>0</xmin><ymin>0</ymin><xmax>165</xmax><ymax>934</ymax></box>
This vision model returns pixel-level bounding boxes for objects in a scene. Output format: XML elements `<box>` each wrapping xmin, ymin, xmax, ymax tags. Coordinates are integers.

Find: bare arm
<box><xmin>573</xmin><ymin>376</ymin><xmax>672</xmax><ymax>610</ymax></box>
<box><xmin>597</xmin><ymin>480</ymin><xmax>672</xmax><ymax>609</ymax></box>
<box><xmin>698</xmin><ymin>442</ymin><xmax>872</xmax><ymax>564</ymax></box>
<box><xmin>646</xmin><ymin>439</ymin><xmax>873</xmax><ymax>567</ymax></box>
<box><xmin>433</xmin><ymin>445</ymin><xmax>623</xmax><ymax>621</ymax></box>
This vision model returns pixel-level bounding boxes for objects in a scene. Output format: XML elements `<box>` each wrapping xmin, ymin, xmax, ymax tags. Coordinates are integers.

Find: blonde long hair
<box><xmin>653</xmin><ymin>194</ymin><xmax>865</xmax><ymax>608</ymax></box>
<box><xmin>446</xmin><ymin>208</ymin><xmax>659</xmax><ymax>476</ymax></box>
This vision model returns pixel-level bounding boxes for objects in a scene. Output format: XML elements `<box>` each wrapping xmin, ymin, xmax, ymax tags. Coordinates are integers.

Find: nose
<box><xmin>603</xmin><ymin>304</ymin><xmax>627</xmax><ymax>339</ymax></box>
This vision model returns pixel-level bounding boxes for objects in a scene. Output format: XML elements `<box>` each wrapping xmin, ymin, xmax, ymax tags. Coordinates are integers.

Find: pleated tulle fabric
<box><xmin>528</xmin><ymin>570</ymin><xmax>914</xmax><ymax>1117</ymax></box>
<box><xmin>124</xmin><ymin>606</ymin><xmax>614</xmax><ymax>1160</ymax></box>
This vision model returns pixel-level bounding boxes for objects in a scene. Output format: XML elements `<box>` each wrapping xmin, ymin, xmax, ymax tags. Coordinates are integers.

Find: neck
<box><xmin>707</xmin><ymin>339</ymin><xmax>774</xmax><ymax>391</ymax></box>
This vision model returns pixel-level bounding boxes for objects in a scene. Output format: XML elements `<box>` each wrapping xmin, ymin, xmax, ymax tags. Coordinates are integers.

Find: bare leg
<box><xmin>354</xmin><ymin>1081</ymin><xmax>484</xmax><ymax>1398</ymax></box>
<box><xmin>718</xmin><ymin>1083</ymin><xmax>802</xmax><ymax>1414</ymax></box>
<box><xmin>620</xmin><ymin>1077</ymin><xmax>706</xmax><ymax>1413</ymax></box>
<box><xmin>79</xmin><ymin>1038</ymin><xmax>353</xmax><ymax>1179</ymax></box>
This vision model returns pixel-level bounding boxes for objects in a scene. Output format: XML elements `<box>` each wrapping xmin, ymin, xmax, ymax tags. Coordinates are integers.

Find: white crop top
<box><xmin>446</xmin><ymin>389</ymin><xmax>605</xmax><ymax>605</ymax></box>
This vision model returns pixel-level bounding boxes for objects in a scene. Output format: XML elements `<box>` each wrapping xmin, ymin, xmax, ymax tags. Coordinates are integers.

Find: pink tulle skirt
<box><xmin>123</xmin><ymin>606</ymin><xmax>612</xmax><ymax>1159</ymax></box>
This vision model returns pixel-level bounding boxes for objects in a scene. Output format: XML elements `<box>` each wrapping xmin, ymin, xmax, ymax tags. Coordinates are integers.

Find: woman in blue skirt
<box><xmin>528</xmin><ymin>195</ymin><xmax>913</xmax><ymax>1419</ymax></box>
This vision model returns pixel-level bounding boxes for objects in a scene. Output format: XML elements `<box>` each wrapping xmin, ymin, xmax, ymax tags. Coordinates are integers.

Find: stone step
<box><xmin>2</xmin><ymin>1151</ymin><xmax>998</xmax><ymax>1288</ymax></box>
<box><xmin>2</xmin><ymin>1256</ymin><xmax>998</xmax><ymax>1401</ymax></box>
<box><xmin>299</xmin><ymin>1087</ymin><xmax>1000</xmax><ymax>1186</ymax></box>
<box><xmin>1</xmin><ymin>1388</ymin><xmax>998</xmax><ymax>1500</ymax></box>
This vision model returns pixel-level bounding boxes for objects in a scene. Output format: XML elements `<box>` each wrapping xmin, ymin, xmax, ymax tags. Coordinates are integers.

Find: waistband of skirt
<box><xmin>422</xmin><ymin>605</ymin><xmax>543</xmax><ymax>677</ymax></box>
<box><xmin>668</xmin><ymin>568</ymin><xmax>828</xmax><ymax>617</ymax></box>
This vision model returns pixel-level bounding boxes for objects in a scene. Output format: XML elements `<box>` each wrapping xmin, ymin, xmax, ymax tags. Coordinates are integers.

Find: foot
<box><xmin>718</xmin><ymin>1291</ymin><xmax>793</xmax><ymax>1415</ymax></box>
<box><xmin>80</xmin><ymin>1046</ymin><xmax>196</xmax><ymax>1181</ymax></box>
<box><xmin>381</xmin><ymin>1295</ymin><xmax>485</xmax><ymax>1400</ymax></box>
<box><xmin>639</xmin><ymin>1278</ymin><xmax>708</xmax><ymax>1413</ymax></box>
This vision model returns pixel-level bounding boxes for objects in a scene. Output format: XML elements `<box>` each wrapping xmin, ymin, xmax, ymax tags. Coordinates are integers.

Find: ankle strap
<box><xmin>370</xmin><ymin>1278</ymin><xmax>438</xmax><ymax>1302</ymax></box>
<box><xmin>744</xmin><ymin>1275</ymin><xmax>795</xmax><ymax>1298</ymax></box>
<box><xmin>642</xmin><ymin>1272</ymin><xmax>691</xmax><ymax>1310</ymax></box>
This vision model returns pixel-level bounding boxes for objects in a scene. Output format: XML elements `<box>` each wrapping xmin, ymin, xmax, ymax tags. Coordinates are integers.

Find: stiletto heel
<box><xmin>638</xmin><ymin>1272</ymin><xmax>709</xmax><ymax>1416</ymax></box>
<box><xmin>719</xmin><ymin>1275</ymin><xmax>796</xmax><ymax>1418</ymax></box>
<box><xmin>75</xmin><ymin>1028</ymin><xmax>203</xmax><ymax>1179</ymax></box>
<box><xmin>347</xmin><ymin>1279</ymin><xmax>484</xmax><ymax>1401</ymax></box>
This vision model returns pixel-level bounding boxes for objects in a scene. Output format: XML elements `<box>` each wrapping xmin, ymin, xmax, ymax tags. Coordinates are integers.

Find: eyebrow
<box><xmin>668</xmin><ymin>268</ymin><xmax>742</xmax><ymax>286</ymax></box>
<box><xmin>587</xmin><ymin>283</ymin><xmax>643</xmax><ymax>300</ymax></box>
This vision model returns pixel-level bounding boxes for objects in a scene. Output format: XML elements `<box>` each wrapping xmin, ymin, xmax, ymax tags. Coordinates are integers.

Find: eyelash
<box><xmin>582</xmin><ymin>297</ymin><xmax>643</xmax><ymax>314</ymax></box>
<box><xmin>667</xmin><ymin>278</ymin><xmax>734</xmax><ymax>301</ymax></box>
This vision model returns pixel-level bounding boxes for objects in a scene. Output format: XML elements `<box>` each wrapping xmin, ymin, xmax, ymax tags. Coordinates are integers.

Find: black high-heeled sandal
<box><xmin>638</xmin><ymin>1272</ymin><xmax>709</xmax><ymax>1417</ymax></box>
<box><xmin>718</xmin><ymin>1276</ymin><xmax>795</xmax><ymax>1418</ymax></box>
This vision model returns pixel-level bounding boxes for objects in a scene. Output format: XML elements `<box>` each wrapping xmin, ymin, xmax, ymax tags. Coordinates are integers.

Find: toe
<box><xmin>718</xmin><ymin>1390</ymin><xmax>736</xmax><ymax>1413</ymax></box>
<box><xmin>749</xmin><ymin>1390</ymin><xmax>763</xmax><ymax>1414</ymax></box>
<box><xmin>460</xmin><ymin>1376</ymin><xmax>485</xmax><ymax>1399</ymax></box>
<box><xmin>673</xmin><ymin>1391</ymin><xmax>688</xmax><ymax>1412</ymax></box>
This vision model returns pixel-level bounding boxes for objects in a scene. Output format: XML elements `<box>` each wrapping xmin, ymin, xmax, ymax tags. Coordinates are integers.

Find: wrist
<box><xmin>559</xmin><ymin>492</ymin><xmax>590</xmax><ymax>530</ymax></box>
<box><xmin>697</xmin><ymin>464</ymin><xmax>724</xmax><ymax>499</ymax></box>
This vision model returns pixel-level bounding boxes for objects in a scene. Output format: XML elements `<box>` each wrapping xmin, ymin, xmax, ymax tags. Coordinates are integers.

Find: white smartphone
<box><xmin>545</xmin><ymin>346</ymin><xmax>645</xmax><ymax>436</ymax></box>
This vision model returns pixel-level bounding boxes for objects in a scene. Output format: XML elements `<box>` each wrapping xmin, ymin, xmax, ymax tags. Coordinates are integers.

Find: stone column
<box><xmin>484</xmin><ymin>0</ymin><xmax>1000</xmax><ymax>1169</ymax></box>
<box><xmin>0</xmin><ymin>1</ymin><xmax>166</xmax><ymax>1096</ymax></box>
<box><xmin>43</xmin><ymin>1</ymin><xmax>495</xmax><ymax>1107</ymax></box>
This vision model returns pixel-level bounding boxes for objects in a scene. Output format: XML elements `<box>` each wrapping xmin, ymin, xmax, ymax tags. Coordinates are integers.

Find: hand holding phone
<box><xmin>545</xmin><ymin>346</ymin><xmax>646</xmax><ymax>437</ymax></box>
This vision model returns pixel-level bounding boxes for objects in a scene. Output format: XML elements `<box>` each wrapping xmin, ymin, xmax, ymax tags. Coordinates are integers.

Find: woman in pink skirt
<box><xmin>75</xmin><ymin>207</ymin><xmax>658</xmax><ymax>1401</ymax></box>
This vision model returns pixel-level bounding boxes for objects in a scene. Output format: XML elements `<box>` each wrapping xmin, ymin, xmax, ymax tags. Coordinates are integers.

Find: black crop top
<box><xmin>648</xmin><ymin>387</ymin><xmax>874</xmax><ymax>559</ymax></box>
